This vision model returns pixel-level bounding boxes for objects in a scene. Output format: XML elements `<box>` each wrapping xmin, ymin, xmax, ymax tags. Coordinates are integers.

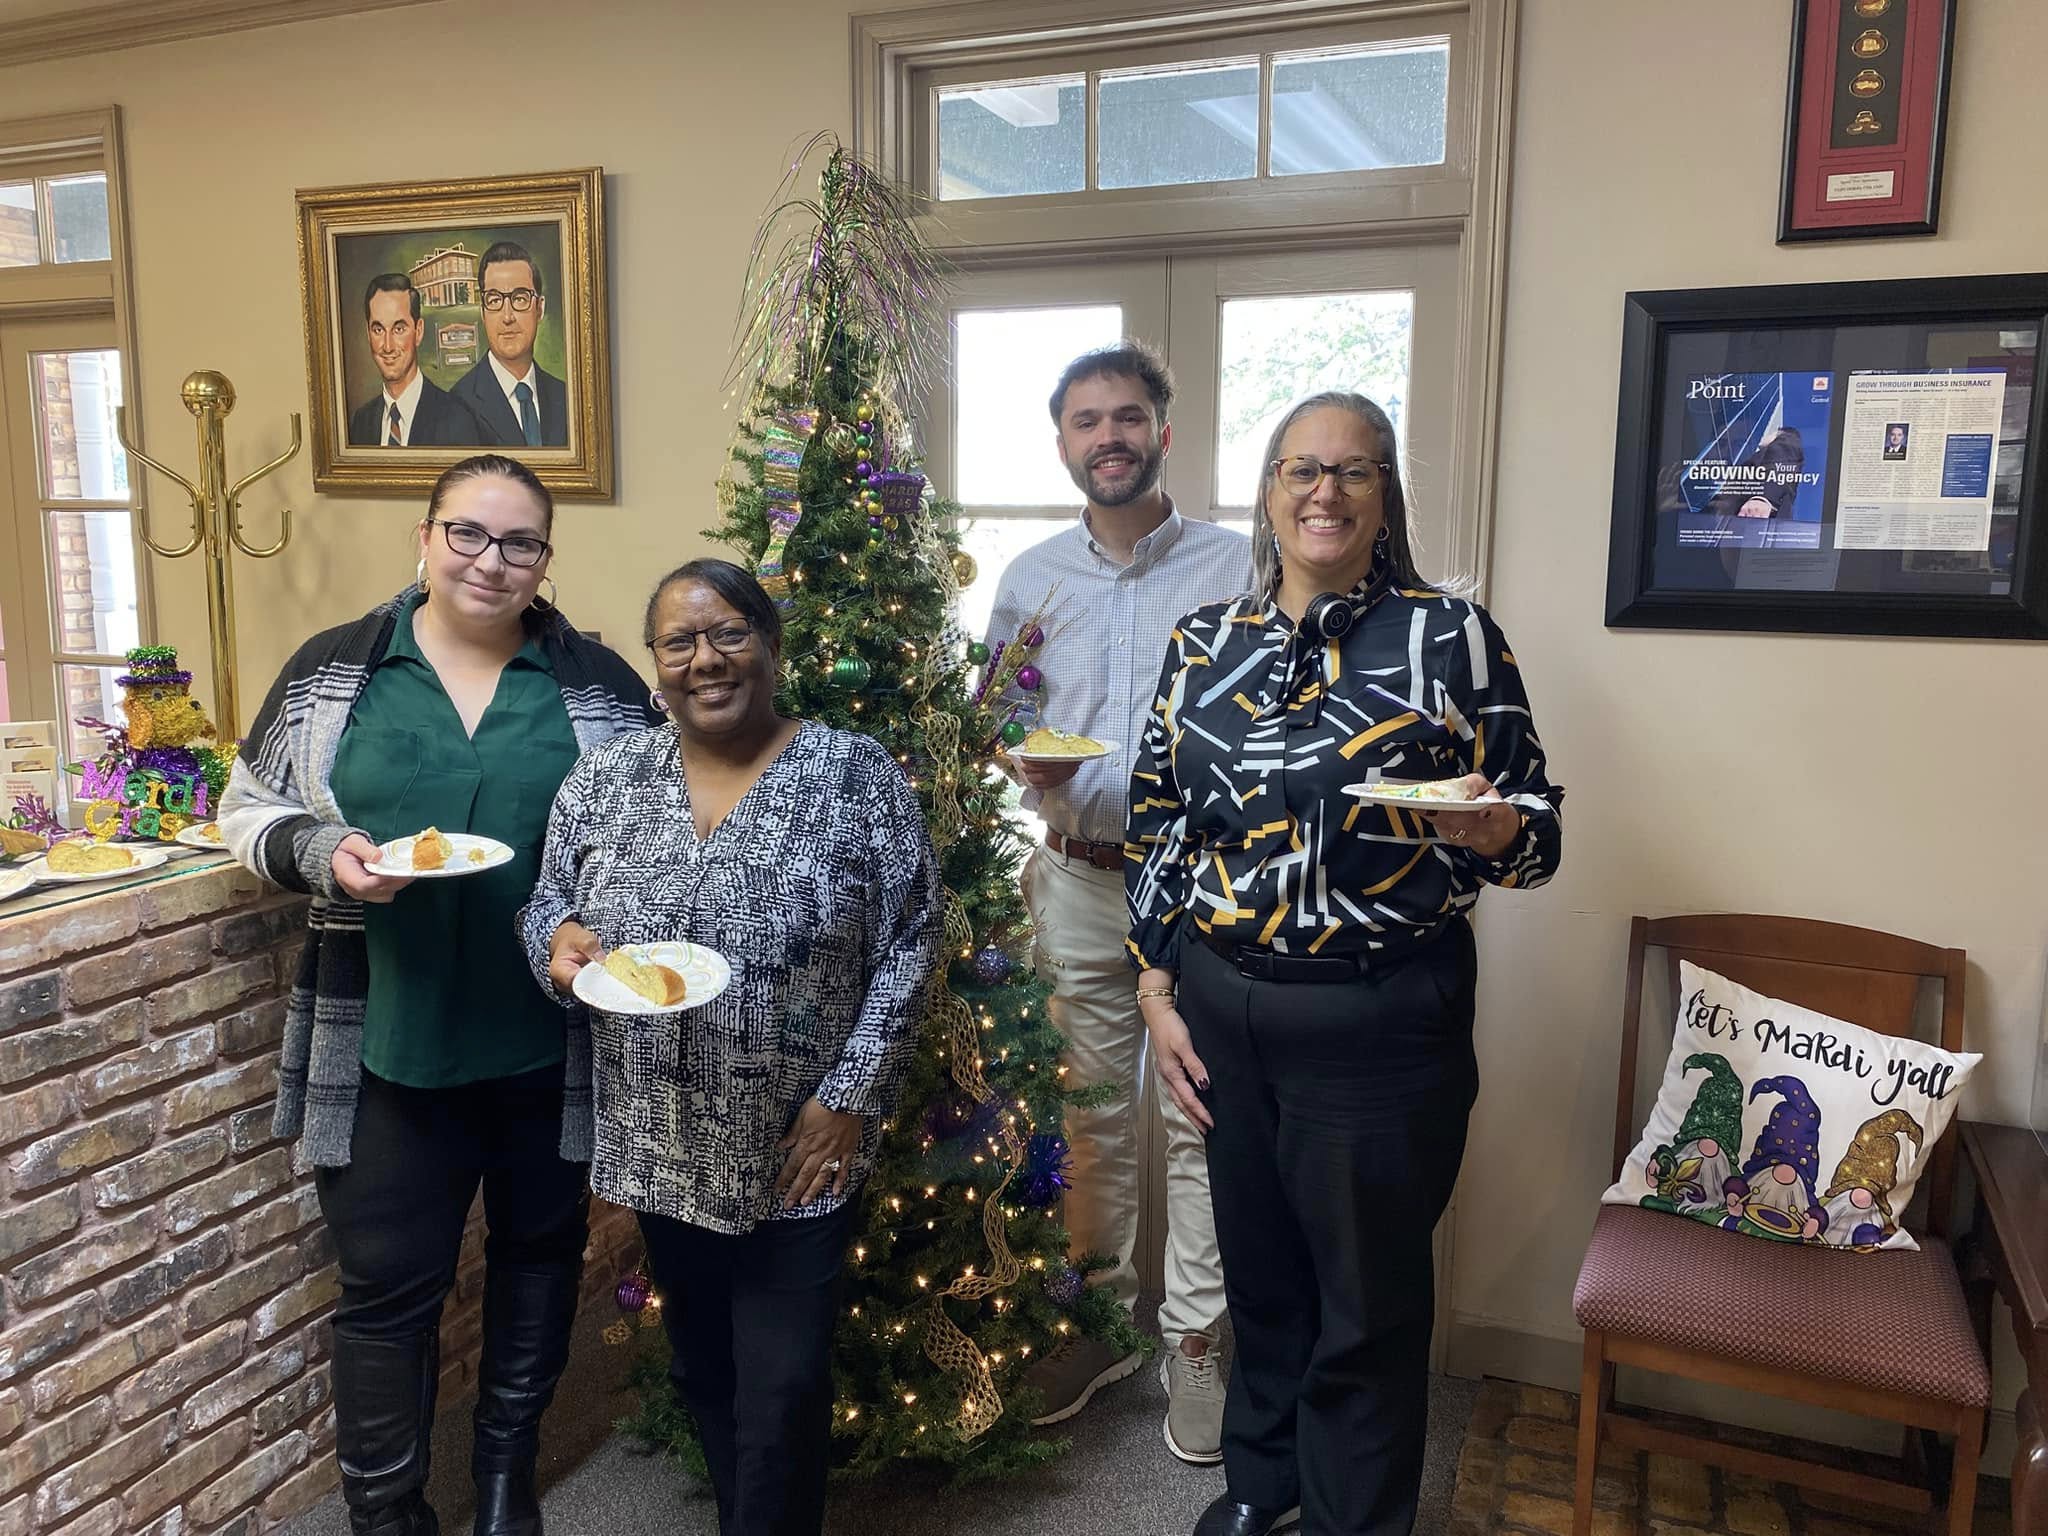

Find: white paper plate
<box><xmin>0</xmin><ymin>866</ymin><xmax>35</xmax><ymax>901</ymax></box>
<box><xmin>24</xmin><ymin>843</ymin><xmax>172</xmax><ymax>884</ymax></box>
<box><xmin>175</xmin><ymin>822</ymin><xmax>229</xmax><ymax>849</ymax></box>
<box><xmin>1009</xmin><ymin>738</ymin><xmax>1119</xmax><ymax>764</ymax></box>
<box><xmin>572</xmin><ymin>941</ymin><xmax>732</xmax><ymax>1016</ymax></box>
<box><xmin>366</xmin><ymin>832</ymin><xmax>514</xmax><ymax>879</ymax></box>
<box><xmin>1343</xmin><ymin>782</ymin><xmax>1495</xmax><ymax>813</ymax></box>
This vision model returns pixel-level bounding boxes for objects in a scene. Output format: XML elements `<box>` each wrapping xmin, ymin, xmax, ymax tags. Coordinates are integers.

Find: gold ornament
<box><xmin>1851</xmin><ymin>28</ymin><xmax>1888</xmax><ymax>58</ymax></box>
<box><xmin>822</xmin><ymin>420</ymin><xmax>860</xmax><ymax>459</ymax></box>
<box><xmin>1849</xmin><ymin>68</ymin><xmax>1885</xmax><ymax>97</ymax></box>
<box><xmin>951</xmin><ymin>550</ymin><xmax>978</xmax><ymax>588</ymax></box>
<box><xmin>1854</xmin><ymin>0</ymin><xmax>1890</xmax><ymax>14</ymax></box>
<box><xmin>1847</xmin><ymin>109</ymin><xmax>1884</xmax><ymax>134</ymax></box>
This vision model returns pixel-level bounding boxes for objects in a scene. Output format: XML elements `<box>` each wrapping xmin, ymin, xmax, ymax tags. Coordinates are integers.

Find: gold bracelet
<box><xmin>1135</xmin><ymin>987</ymin><xmax>1177</xmax><ymax>1001</ymax></box>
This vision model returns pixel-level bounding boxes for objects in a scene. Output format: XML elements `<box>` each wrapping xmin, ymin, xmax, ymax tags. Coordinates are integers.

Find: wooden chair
<box><xmin>1571</xmin><ymin>914</ymin><xmax>1988</xmax><ymax>1536</ymax></box>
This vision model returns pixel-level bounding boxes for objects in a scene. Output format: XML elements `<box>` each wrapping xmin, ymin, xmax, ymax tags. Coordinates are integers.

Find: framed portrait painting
<box><xmin>296</xmin><ymin>167</ymin><xmax>612</xmax><ymax>498</ymax></box>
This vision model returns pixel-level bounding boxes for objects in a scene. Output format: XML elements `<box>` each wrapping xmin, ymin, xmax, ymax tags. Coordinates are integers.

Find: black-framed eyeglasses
<box><xmin>1271</xmin><ymin>455</ymin><xmax>1389</xmax><ymax>498</ymax></box>
<box><xmin>428</xmin><ymin>516</ymin><xmax>551</xmax><ymax>568</ymax></box>
<box><xmin>481</xmin><ymin>287</ymin><xmax>539</xmax><ymax>313</ymax></box>
<box><xmin>651</xmin><ymin>619</ymin><xmax>756</xmax><ymax>664</ymax></box>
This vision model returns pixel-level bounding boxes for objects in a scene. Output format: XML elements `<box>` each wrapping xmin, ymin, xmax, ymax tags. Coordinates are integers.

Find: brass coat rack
<box><xmin>115</xmin><ymin>371</ymin><xmax>301</xmax><ymax>741</ymax></box>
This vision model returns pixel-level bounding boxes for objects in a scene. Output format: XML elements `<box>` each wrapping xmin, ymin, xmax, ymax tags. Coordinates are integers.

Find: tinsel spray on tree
<box><xmin>619</xmin><ymin>134</ymin><xmax>1137</xmax><ymax>1481</ymax></box>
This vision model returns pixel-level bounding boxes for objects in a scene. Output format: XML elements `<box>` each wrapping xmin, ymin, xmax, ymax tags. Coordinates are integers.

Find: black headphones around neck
<box><xmin>1295</xmin><ymin>540</ymin><xmax>1395</xmax><ymax>642</ymax></box>
<box><xmin>1300</xmin><ymin>591</ymin><xmax>1358</xmax><ymax>641</ymax></box>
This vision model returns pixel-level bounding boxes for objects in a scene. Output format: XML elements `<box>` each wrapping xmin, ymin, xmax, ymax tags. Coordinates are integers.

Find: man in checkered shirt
<box><xmin>982</xmin><ymin>341</ymin><xmax>1251</xmax><ymax>1463</ymax></box>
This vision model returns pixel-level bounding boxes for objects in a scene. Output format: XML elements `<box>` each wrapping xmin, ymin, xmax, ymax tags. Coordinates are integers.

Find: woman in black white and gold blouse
<box><xmin>1125</xmin><ymin>392</ymin><xmax>1564</xmax><ymax>1536</ymax></box>
<box><xmin>518</xmin><ymin>559</ymin><xmax>940</xmax><ymax>1536</ymax></box>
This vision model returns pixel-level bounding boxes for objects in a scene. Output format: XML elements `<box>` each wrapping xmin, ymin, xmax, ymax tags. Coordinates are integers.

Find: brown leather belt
<box><xmin>1044</xmin><ymin>827</ymin><xmax>1123</xmax><ymax>872</ymax></box>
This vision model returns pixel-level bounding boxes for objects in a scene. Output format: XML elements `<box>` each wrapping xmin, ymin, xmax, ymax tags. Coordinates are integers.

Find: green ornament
<box><xmin>1000</xmin><ymin>721</ymin><xmax>1027</xmax><ymax>747</ymax></box>
<box><xmin>967</xmin><ymin>641</ymin><xmax>991</xmax><ymax>665</ymax></box>
<box><xmin>856</xmin><ymin>433</ymin><xmax>873</xmax><ymax>450</ymax></box>
<box><xmin>833</xmin><ymin>655</ymin><xmax>872</xmax><ymax>689</ymax></box>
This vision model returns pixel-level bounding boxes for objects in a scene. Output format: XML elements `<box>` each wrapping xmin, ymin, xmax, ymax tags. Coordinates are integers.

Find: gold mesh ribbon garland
<box><xmin>910</xmin><ymin>886</ymin><xmax>1035</xmax><ymax>1440</ymax></box>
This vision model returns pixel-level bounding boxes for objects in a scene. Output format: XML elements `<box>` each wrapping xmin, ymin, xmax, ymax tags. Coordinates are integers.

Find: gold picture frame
<box><xmin>295</xmin><ymin>167</ymin><xmax>612</xmax><ymax>499</ymax></box>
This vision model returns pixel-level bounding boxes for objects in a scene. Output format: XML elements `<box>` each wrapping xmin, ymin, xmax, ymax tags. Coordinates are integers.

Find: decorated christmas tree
<box><xmin>618</xmin><ymin>135</ymin><xmax>1139</xmax><ymax>1480</ymax></box>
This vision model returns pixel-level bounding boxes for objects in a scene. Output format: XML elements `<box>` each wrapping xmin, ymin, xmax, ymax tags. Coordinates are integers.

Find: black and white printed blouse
<box><xmin>1125</xmin><ymin>579</ymin><xmax>1564</xmax><ymax>972</ymax></box>
<box><xmin>519</xmin><ymin>720</ymin><xmax>942</xmax><ymax>1233</ymax></box>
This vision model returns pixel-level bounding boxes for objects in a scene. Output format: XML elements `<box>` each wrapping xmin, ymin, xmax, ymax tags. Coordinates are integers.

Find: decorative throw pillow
<box><xmin>1601</xmin><ymin>961</ymin><xmax>1980</xmax><ymax>1251</ymax></box>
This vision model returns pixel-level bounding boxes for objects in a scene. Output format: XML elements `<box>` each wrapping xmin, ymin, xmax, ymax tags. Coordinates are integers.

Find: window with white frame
<box><xmin>858</xmin><ymin>0</ymin><xmax>1513</xmax><ymax>596</ymax></box>
<box><xmin>935</xmin><ymin>38</ymin><xmax>1451</xmax><ymax>202</ymax></box>
<box><xmin>0</xmin><ymin>117</ymin><xmax>146</xmax><ymax>771</ymax></box>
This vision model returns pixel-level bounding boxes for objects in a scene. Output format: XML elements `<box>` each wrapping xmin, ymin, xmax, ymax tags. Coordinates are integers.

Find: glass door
<box><xmin>923</xmin><ymin>260</ymin><xmax>1170</xmax><ymax>642</ymax></box>
<box><xmin>924</xmin><ymin>242</ymin><xmax>1467</xmax><ymax>1314</ymax></box>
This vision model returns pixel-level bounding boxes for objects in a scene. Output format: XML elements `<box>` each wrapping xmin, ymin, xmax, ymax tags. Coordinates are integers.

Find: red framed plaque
<box><xmin>1778</xmin><ymin>0</ymin><xmax>1957</xmax><ymax>243</ymax></box>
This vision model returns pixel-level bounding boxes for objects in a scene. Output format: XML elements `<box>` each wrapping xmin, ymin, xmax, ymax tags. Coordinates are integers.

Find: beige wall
<box><xmin>6</xmin><ymin>0</ymin><xmax>2046</xmax><ymax>1435</ymax></box>
<box><xmin>1457</xmin><ymin>0</ymin><xmax>2048</xmax><ymax>1432</ymax></box>
<box><xmin>0</xmin><ymin>0</ymin><xmax>915</xmax><ymax>689</ymax></box>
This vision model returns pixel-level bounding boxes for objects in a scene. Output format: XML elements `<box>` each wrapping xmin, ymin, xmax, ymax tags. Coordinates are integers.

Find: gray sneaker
<box><xmin>1160</xmin><ymin>1345</ymin><xmax>1226</xmax><ymax>1464</ymax></box>
<box><xmin>1023</xmin><ymin>1335</ymin><xmax>1142</xmax><ymax>1426</ymax></box>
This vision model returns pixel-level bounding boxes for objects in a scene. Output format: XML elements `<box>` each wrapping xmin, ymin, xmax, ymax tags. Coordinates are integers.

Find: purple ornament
<box><xmin>973</xmin><ymin>945</ymin><xmax>1012</xmax><ymax>984</ymax></box>
<box><xmin>1018</xmin><ymin>1133</ymin><xmax>1072</xmax><ymax>1209</ymax></box>
<box><xmin>614</xmin><ymin>1273</ymin><xmax>652</xmax><ymax>1314</ymax></box>
<box><xmin>1043</xmin><ymin>1264</ymin><xmax>1085</xmax><ymax>1308</ymax></box>
<box><xmin>1023</xmin><ymin>624</ymin><xmax>1045</xmax><ymax>647</ymax></box>
<box><xmin>1015</xmin><ymin>664</ymin><xmax>1042</xmax><ymax>692</ymax></box>
<box><xmin>856</xmin><ymin>460</ymin><xmax>873</xmax><ymax>478</ymax></box>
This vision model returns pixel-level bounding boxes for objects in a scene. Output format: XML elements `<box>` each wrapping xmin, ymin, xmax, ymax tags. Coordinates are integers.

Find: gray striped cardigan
<box><xmin>217</xmin><ymin>589</ymin><xmax>659</xmax><ymax>1168</ymax></box>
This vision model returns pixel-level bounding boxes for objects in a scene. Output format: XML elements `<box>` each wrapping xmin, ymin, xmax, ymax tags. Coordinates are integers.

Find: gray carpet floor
<box><xmin>286</xmin><ymin>1306</ymin><xmax>1478</xmax><ymax>1535</ymax></box>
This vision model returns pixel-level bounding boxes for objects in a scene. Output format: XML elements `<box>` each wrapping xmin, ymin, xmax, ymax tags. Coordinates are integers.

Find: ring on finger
<box><xmin>823</xmin><ymin>1158</ymin><xmax>843</xmax><ymax>1172</ymax></box>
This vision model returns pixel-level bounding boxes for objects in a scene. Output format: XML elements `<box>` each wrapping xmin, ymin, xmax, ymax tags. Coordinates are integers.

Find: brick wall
<box><xmin>0</xmin><ymin>864</ymin><xmax>644</xmax><ymax>1534</ymax></box>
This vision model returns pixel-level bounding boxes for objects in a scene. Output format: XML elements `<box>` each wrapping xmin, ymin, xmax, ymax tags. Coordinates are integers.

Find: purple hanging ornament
<box><xmin>614</xmin><ymin>1273</ymin><xmax>652</xmax><ymax>1314</ymax></box>
<box><xmin>1015</xmin><ymin>664</ymin><xmax>1042</xmax><ymax>692</ymax></box>
<box><xmin>1043</xmin><ymin>1263</ymin><xmax>1086</xmax><ymax>1307</ymax></box>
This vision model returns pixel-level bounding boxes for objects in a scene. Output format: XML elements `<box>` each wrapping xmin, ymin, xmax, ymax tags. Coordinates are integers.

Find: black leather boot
<box><xmin>470</xmin><ymin>1263</ymin><xmax>581</xmax><ymax>1536</ymax></box>
<box><xmin>334</xmin><ymin>1331</ymin><xmax>441</xmax><ymax>1536</ymax></box>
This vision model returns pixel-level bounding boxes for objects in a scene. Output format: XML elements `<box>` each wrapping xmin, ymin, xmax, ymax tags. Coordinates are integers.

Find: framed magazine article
<box><xmin>1605</xmin><ymin>273</ymin><xmax>2048</xmax><ymax>639</ymax></box>
<box><xmin>1779</xmin><ymin>0</ymin><xmax>1957</xmax><ymax>242</ymax></box>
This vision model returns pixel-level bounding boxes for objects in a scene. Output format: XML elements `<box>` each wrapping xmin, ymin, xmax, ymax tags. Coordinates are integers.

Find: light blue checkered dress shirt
<box><xmin>982</xmin><ymin>504</ymin><xmax>1252</xmax><ymax>846</ymax></box>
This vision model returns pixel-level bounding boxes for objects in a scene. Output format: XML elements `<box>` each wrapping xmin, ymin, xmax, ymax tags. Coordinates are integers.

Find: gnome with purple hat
<box><xmin>1721</xmin><ymin>1076</ymin><xmax>1827</xmax><ymax>1241</ymax></box>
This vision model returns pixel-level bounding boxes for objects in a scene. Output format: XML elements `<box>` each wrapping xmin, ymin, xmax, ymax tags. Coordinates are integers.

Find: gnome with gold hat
<box><xmin>1820</xmin><ymin>1108</ymin><xmax>1925</xmax><ymax>1249</ymax></box>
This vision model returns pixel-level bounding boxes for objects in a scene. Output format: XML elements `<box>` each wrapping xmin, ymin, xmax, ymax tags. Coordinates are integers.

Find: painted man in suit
<box><xmin>347</xmin><ymin>274</ymin><xmax>486</xmax><ymax>447</ymax></box>
<box><xmin>449</xmin><ymin>241</ymin><xmax>569</xmax><ymax>448</ymax></box>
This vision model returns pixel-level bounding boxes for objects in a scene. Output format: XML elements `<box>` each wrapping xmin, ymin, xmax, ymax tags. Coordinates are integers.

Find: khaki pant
<box><xmin>1023</xmin><ymin>843</ymin><xmax>1226</xmax><ymax>1345</ymax></box>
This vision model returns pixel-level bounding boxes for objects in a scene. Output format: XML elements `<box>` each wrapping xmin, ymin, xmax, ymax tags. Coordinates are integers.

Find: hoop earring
<box><xmin>415</xmin><ymin>557</ymin><xmax>429</xmax><ymax>594</ymax></box>
<box><xmin>530</xmin><ymin>576</ymin><xmax>559</xmax><ymax>611</ymax></box>
<box><xmin>1375</xmin><ymin>525</ymin><xmax>1390</xmax><ymax>543</ymax></box>
<box><xmin>649</xmin><ymin>688</ymin><xmax>669</xmax><ymax>716</ymax></box>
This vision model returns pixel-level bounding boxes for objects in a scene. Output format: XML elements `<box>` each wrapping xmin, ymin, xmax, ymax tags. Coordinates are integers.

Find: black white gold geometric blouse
<box><xmin>1125</xmin><ymin>580</ymin><xmax>1564</xmax><ymax>971</ymax></box>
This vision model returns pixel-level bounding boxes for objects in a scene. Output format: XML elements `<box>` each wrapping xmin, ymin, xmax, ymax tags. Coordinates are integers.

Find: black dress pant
<box><xmin>639</xmin><ymin>1203</ymin><xmax>857</xmax><ymax>1536</ymax></box>
<box><xmin>316</xmin><ymin>1064</ymin><xmax>591</xmax><ymax>1343</ymax></box>
<box><xmin>1181</xmin><ymin>921</ymin><xmax>1479</xmax><ymax>1536</ymax></box>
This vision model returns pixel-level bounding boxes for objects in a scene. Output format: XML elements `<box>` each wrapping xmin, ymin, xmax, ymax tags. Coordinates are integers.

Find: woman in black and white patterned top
<box><xmin>519</xmin><ymin>559</ymin><xmax>940</xmax><ymax>1536</ymax></box>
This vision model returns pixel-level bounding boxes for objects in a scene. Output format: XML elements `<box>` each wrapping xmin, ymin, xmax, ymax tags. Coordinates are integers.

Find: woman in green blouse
<box><xmin>219</xmin><ymin>455</ymin><xmax>655</xmax><ymax>1536</ymax></box>
<box><xmin>1125</xmin><ymin>394</ymin><xmax>1564</xmax><ymax>1536</ymax></box>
